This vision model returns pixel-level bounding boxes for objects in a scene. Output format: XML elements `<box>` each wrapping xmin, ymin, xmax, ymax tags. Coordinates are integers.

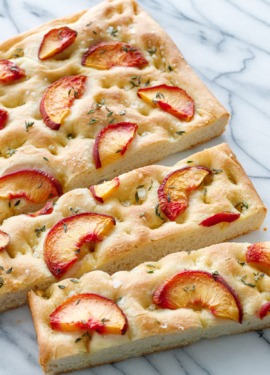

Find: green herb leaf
<box><xmin>144</xmin><ymin>79</ymin><xmax>150</xmax><ymax>87</ymax></box>
<box><xmin>14</xmin><ymin>200</ymin><xmax>20</xmax><ymax>207</ymax></box>
<box><xmin>107</xmin><ymin>26</ymin><xmax>118</xmax><ymax>37</ymax></box>
<box><xmin>147</xmin><ymin>48</ymin><xmax>157</xmax><ymax>56</ymax></box>
<box><xmin>148</xmin><ymin>180</ymin><xmax>153</xmax><ymax>191</ymax></box>
<box><xmin>70</xmin><ymin>278</ymin><xmax>79</xmax><ymax>283</ymax></box>
<box><xmin>235</xmin><ymin>201</ymin><xmax>249</xmax><ymax>211</ymax></box>
<box><xmin>25</xmin><ymin>120</ymin><xmax>34</xmax><ymax>132</ymax></box>
<box><xmin>58</xmin><ymin>285</ymin><xmax>65</xmax><ymax>289</ymax></box>
<box><xmin>101</xmin><ymin>318</ymin><xmax>110</xmax><ymax>324</ymax></box>
<box><xmin>0</xmin><ymin>277</ymin><xmax>4</xmax><ymax>288</ymax></box>
<box><xmin>212</xmin><ymin>168</ymin><xmax>223</xmax><ymax>174</ymax></box>
<box><xmin>63</xmin><ymin>223</ymin><xmax>68</xmax><ymax>233</ymax></box>
<box><xmin>237</xmin><ymin>260</ymin><xmax>246</xmax><ymax>266</ymax></box>
<box><xmin>183</xmin><ymin>284</ymin><xmax>196</xmax><ymax>292</ymax></box>
<box><xmin>89</xmin><ymin>118</ymin><xmax>97</xmax><ymax>125</ymax></box>
<box><xmin>43</xmin><ymin>157</ymin><xmax>49</xmax><ymax>162</ymax></box>
<box><xmin>119</xmin><ymin>110</ymin><xmax>126</xmax><ymax>116</ymax></box>
<box><xmin>6</xmin><ymin>147</ymin><xmax>17</xmax><ymax>157</ymax></box>
<box><xmin>175</xmin><ymin>130</ymin><xmax>186</xmax><ymax>135</ymax></box>
<box><xmin>155</xmin><ymin>204</ymin><xmax>165</xmax><ymax>221</ymax></box>
<box><xmin>240</xmin><ymin>275</ymin><xmax>255</xmax><ymax>288</ymax></box>
<box><xmin>6</xmin><ymin>267</ymin><xmax>13</xmax><ymax>274</ymax></box>
<box><xmin>35</xmin><ymin>225</ymin><xmax>46</xmax><ymax>238</ymax></box>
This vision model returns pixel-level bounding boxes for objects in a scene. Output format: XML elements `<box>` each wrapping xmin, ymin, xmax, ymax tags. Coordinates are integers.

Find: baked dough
<box><xmin>0</xmin><ymin>143</ymin><xmax>266</xmax><ymax>312</ymax></box>
<box><xmin>0</xmin><ymin>0</ymin><xmax>229</xmax><ymax>222</ymax></box>
<box><xmin>29</xmin><ymin>241</ymin><xmax>270</xmax><ymax>374</ymax></box>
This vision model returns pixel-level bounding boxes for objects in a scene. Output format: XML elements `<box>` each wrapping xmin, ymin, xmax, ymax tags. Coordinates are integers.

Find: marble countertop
<box><xmin>0</xmin><ymin>0</ymin><xmax>269</xmax><ymax>374</ymax></box>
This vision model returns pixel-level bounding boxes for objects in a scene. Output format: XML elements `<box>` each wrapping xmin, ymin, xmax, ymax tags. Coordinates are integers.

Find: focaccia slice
<box><xmin>0</xmin><ymin>0</ymin><xmax>229</xmax><ymax>222</ymax></box>
<box><xmin>0</xmin><ymin>144</ymin><xmax>266</xmax><ymax>312</ymax></box>
<box><xmin>29</xmin><ymin>241</ymin><xmax>270</xmax><ymax>374</ymax></box>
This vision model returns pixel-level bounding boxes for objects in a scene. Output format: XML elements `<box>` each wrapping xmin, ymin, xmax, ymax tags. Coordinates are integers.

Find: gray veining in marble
<box><xmin>0</xmin><ymin>0</ymin><xmax>269</xmax><ymax>374</ymax></box>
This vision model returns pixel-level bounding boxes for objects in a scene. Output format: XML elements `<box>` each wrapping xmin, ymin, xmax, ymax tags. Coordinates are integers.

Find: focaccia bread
<box><xmin>29</xmin><ymin>241</ymin><xmax>270</xmax><ymax>374</ymax></box>
<box><xmin>0</xmin><ymin>0</ymin><xmax>229</xmax><ymax>223</ymax></box>
<box><xmin>0</xmin><ymin>144</ymin><xmax>266</xmax><ymax>312</ymax></box>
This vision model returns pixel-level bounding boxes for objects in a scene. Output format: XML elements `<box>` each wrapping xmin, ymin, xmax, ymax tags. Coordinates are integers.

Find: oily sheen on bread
<box><xmin>0</xmin><ymin>0</ymin><xmax>229</xmax><ymax>223</ymax></box>
<box><xmin>0</xmin><ymin>144</ymin><xmax>266</xmax><ymax>312</ymax></box>
<box><xmin>29</xmin><ymin>241</ymin><xmax>270</xmax><ymax>374</ymax></box>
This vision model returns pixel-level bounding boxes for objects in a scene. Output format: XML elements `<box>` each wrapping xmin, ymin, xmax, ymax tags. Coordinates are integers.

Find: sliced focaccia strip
<box><xmin>29</xmin><ymin>241</ymin><xmax>270</xmax><ymax>374</ymax></box>
<box><xmin>0</xmin><ymin>144</ymin><xmax>266</xmax><ymax>312</ymax></box>
<box><xmin>0</xmin><ymin>0</ymin><xmax>229</xmax><ymax>217</ymax></box>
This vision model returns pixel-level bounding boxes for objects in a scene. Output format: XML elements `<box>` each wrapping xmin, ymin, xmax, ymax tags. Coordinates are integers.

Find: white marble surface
<box><xmin>0</xmin><ymin>0</ymin><xmax>270</xmax><ymax>374</ymax></box>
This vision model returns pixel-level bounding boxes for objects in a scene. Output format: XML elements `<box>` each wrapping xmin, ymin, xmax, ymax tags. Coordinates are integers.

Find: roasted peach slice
<box><xmin>44</xmin><ymin>213</ymin><xmax>116</xmax><ymax>278</ymax></box>
<box><xmin>28</xmin><ymin>201</ymin><xmax>54</xmax><ymax>217</ymax></box>
<box><xmin>258</xmin><ymin>301</ymin><xmax>270</xmax><ymax>319</ymax></box>
<box><xmin>0</xmin><ymin>60</ymin><xmax>25</xmax><ymax>84</ymax></box>
<box><xmin>153</xmin><ymin>270</ymin><xmax>242</xmax><ymax>322</ymax></box>
<box><xmin>199</xmin><ymin>212</ymin><xmax>240</xmax><ymax>227</ymax></box>
<box><xmin>40</xmin><ymin>75</ymin><xmax>86</xmax><ymax>130</ymax></box>
<box><xmin>82</xmin><ymin>41</ymin><xmax>148</xmax><ymax>69</ymax></box>
<box><xmin>246</xmin><ymin>242</ymin><xmax>270</xmax><ymax>274</ymax></box>
<box><xmin>93</xmin><ymin>122</ymin><xmax>137</xmax><ymax>169</ymax></box>
<box><xmin>38</xmin><ymin>26</ymin><xmax>77</xmax><ymax>60</ymax></box>
<box><xmin>137</xmin><ymin>84</ymin><xmax>194</xmax><ymax>121</ymax></box>
<box><xmin>0</xmin><ymin>169</ymin><xmax>62</xmax><ymax>203</ymax></box>
<box><xmin>158</xmin><ymin>166</ymin><xmax>210</xmax><ymax>221</ymax></box>
<box><xmin>0</xmin><ymin>230</ymin><xmax>10</xmax><ymax>251</ymax></box>
<box><xmin>90</xmin><ymin>177</ymin><xmax>120</xmax><ymax>203</ymax></box>
<box><xmin>50</xmin><ymin>293</ymin><xmax>128</xmax><ymax>334</ymax></box>
<box><xmin>0</xmin><ymin>109</ymin><xmax>8</xmax><ymax>129</ymax></box>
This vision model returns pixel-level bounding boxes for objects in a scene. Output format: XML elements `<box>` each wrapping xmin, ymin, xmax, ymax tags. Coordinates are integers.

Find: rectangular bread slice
<box><xmin>0</xmin><ymin>0</ymin><xmax>229</xmax><ymax>223</ymax></box>
<box><xmin>0</xmin><ymin>143</ymin><xmax>266</xmax><ymax>312</ymax></box>
<box><xmin>29</xmin><ymin>241</ymin><xmax>270</xmax><ymax>374</ymax></box>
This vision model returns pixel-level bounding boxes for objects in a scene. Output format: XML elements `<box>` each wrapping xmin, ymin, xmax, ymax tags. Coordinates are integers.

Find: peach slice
<box><xmin>28</xmin><ymin>201</ymin><xmax>54</xmax><ymax>217</ymax></box>
<box><xmin>0</xmin><ymin>60</ymin><xmax>25</xmax><ymax>84</ymax></box>
<box><xmin>50</xmin><ymin>293</ymin><xmax>128</xmax><ymax>334</ymax></box>
<box><xmin>258</xmin><ymin>301</ymin><xmax>270</xmax><ymax>319</ymax></box>
<box><xmin>40</xmin><ymin>75</ymin><xmax>86</xmax><ymax>130</ymax></box>
<box><xmin>0</xmin><ymin>230</ymin><xmax>10</xmax><ymax>251</ymax></box>
<box><xmin>153</xmin><ymin>270</ymin><xmax>242</xmax><ymax>322</ymax></box>
<box><xmin>89</xmin><ymin>177</ymin><xmax>120</xmax><ymax>203</ymax></box>
<box><xmin>0</xmin><ymin>109</ymin><xmax>8</xmax><ymax>129</ymax></box>
<box><xmin>158</xmin><ymin>166</ymin><xmax>210</xmax><ymax>221</ymax></box>
<box><xmin>246</xmin><ymin>242</ymin><xmax>270</xmax><ymax>274</ymax></box>
<box><xmin>0</xmin><ymin>169</ymin><xmax>62</xmax><ymax>203</ymax></box>
<box><xmin>199</xmin><ymin>212</ymin><xmax>240</xmax><ymax>227</ymax></box>
<box><xmin>38</xmin><ymin>26</ymin><xmax>77</xmax><ymax>60</ymax></box>
<box><xmin>81</xmin><ymin>41</ymin><xmax>148</xmax><ymax>69</ymax></box>
<box><xmin>44</xmin><ymin>213</ymin><xmax>116</xmax><ymax>277</ymax></box>
<box><xmin>137</xmin><ymin>84</ymin><xmax>194</xmax><ymax>121</ymax></box>
<box><xmin>93</xmin><ymin>122</ymin><xmax>137</xmax><ymax>169</ymax></box>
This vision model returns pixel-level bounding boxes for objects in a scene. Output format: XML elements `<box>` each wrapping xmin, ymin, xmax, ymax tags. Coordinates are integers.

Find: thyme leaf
<box><xmin>25</xmin><ymin>120</ymin><xmax>34</xmax><ymax>132</ymax></box>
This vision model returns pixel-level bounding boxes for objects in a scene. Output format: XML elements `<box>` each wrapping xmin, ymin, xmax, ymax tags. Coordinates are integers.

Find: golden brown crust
<box><xmin>0</xmin><ymin>0</ymin><xmax>229</xmax><ymax>222</ymax></box>
<box><xmin>29</xmin><ymin>241</ymin><xmax>270</xmax><ymax>374</ymax></box>
<box><xmin>0</xmin><ymin>143</ymin><xmax>266</xmax><ymax>313</ymax></box>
